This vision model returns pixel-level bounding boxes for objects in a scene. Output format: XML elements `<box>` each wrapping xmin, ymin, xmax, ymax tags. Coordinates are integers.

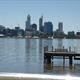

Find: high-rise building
<box><xmin>44</xmin><ymin>22</ymin><xmax>53</xmax><ymax>35</ymax></box>
<box><xmin>31</xmin><ymin>23</ymin><xmax>37</xmax><ymax>31</ymax></box>
<box><xmin>0</xmin><ymin>25</ymin><xmax>5</xmax><ymax>31</ymax></box>
<box><xmin>58</xmin><ymin>22</ymin><xmax>63</xmax><ymax>33</ymax></box>
<box><xmin>25</xmin><ymin>14</ymin><xmax>31</xmax><ymax>31</ymax></box>
<box><xmin>39</xmin><ymin>16</ymin><xmax>43</xmax><ymax>32</ymax></box>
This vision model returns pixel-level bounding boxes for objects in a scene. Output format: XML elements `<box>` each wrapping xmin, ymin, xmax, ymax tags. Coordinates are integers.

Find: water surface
<box><xmin>0</xmin><ymin>38</ymin><xmax>80</xmax><ymax>75</ymax></box>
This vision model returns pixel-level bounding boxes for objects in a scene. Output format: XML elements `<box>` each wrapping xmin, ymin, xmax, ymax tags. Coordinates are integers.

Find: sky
<box><xmin>0</xmin><ymin>0</ymin><xmax>80</xmax><ymax>33</ymax></box>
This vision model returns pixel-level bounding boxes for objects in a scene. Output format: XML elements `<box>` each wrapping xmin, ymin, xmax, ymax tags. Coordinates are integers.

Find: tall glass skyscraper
<box><xmin>25</xmin><ymin>14</ymin><xmax>31</xmax><ymax>31</ymax></box>
<box><xmin>39</xmin><ymin>16</ymin><xmax>43</xmax><ymax>32</ymax></box>
<box><xmin>44</xmin><ymin>22</ymin><xmax>53</xmax><ymax>35</ymax></box>
<box><xmin>58</xmin><ymin>22</ymin><xmax>63</xmax><ymax>33</ymax></box>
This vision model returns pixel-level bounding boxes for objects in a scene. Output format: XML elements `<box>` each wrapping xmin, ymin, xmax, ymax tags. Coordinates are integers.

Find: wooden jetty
<box><xmin>44</xmin><ymin>46</ymin><xmax>80</xmax><ymax>67</ymax></box>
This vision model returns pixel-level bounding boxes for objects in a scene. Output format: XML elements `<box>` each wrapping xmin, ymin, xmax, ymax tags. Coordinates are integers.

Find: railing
<box><xmin>44</xmin><ymin>46</ymin><xmax>80</xmax><ymax>53</ymax></box>
<box><xmin>0</xmin><ymin>73</ymin><xmax>80</xmax><ymax>80</ymax></box>
<box><xmin>73</xmin><ymin>47</ymin><xmax>80</xmax><ymax>60</ymax></box>
<box><xmin>74</xmin><ymin>47</ymin><xmax>80</xmax><ymax>53</ymax></box>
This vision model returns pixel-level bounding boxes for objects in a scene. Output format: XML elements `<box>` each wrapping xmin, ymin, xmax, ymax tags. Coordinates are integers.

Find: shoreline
<box><xmin>0</xmin><ymin>36</ymin><xmax>80</xmax><ymax>39</ymax></box>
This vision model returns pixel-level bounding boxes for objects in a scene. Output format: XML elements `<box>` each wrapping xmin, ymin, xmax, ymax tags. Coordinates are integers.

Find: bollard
<box><xmin>44</xmin><ymin>47</ymin><xmax>46</xmax><ymax>52</ymax></box>
<box><xmin>69</xmin><ymin>46</ymin><xmax>71</xmax><ymax>52</ymax></box>
<box><xmin>69</xmin><ymin>56</ymin><xmax>73</xmax><ymax>67</ymax></box>
<box><xmin>63</xmin><ymin>46</ymin><xmax>64</xmax><ymax>49</ymax></box>
<box><xmin>47</xmin><ymin>56</ymin><xmax>51</xmax><ymax>64</ymax></box>
<box><xmin>63</xmin><ymin>56</ymin><xmax>65</xmax><ymax>67</ymax></box>
<box><xmin>46</xmin><ymin>46</ymin><xmax>48</xmax><ymax>51</ymax></box>
<box><xmin>52</xmin><ymin>46</ymin><xmax>54</xmax><ymax>51</ymax></box>
<box><xmin>44</xmin><ymin>46</ymin><xmax>48</xmax><ymax>52</ymax></box>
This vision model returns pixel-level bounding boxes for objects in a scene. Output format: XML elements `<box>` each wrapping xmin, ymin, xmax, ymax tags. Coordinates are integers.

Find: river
<box><xmin>0</xmin><ymin>38</ymin><xmax>80</xmax><ymax>75</ymax></box>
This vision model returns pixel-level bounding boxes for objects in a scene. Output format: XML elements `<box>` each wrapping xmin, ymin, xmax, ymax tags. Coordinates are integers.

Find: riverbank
<box><xmin>0</xmin><ymin>36</ymin><xmax>80</xmax><ymax>39</ymax></box>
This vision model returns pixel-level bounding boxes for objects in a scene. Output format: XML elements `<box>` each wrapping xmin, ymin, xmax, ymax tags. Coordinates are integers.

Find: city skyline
<box><xmin>0</xmin><ymin>0</ymin><xmax>80</xmax><ymax>33</ymax></box>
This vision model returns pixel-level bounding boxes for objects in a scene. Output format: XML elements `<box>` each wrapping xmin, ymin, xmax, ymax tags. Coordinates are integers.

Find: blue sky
<box><xmin>0</xmin><ymin>0</ymin><xmax>80</xmax><ymax>33</ymax></box>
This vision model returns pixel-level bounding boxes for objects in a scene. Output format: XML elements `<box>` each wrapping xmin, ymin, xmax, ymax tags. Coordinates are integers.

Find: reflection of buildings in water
<box><xmin>38</xmin><ymin>39</ymin><xmax>44</xmax><ymax>73</ymax></box>
<box><xmin>25</xmin><ymin>39</ymin><xmax>41</xmax><ymax>73</ymax></box>
<box><xmin>25</xmin><ymin>39</ymin><xmax>40</xmax><ymax>62</ymax></box>
<box><xmin>57</xmin><ymin>39</ymin><xmax>63</xmax><ymax>49</ymax></box>
<box><xmin>25</xmin><ymin>39</ymin><xmax>31</xmax><ymax>63</ymax></box>
<box><xmin>25</xmin><ymin>39</ymin><xmax>37</xmax><ymax>59</ymax></box>
<box><xmin>38</xmin><ymin>39</ymin><xmax>43</xmax><ymax>53</ymax></box>
<box><xmin>44</xmin><ymin>39</ymin><xmax>53</xmax><ymax>51</ymax></box>
<box><xmin>38</xmin><ymin>39</ymin><xmax>44</xmax><ymax>63</ymax></box>
<box><xmin>25</xmin><ymin>39</ymin><xmax>31</xmax><ymax>54</ymax></box>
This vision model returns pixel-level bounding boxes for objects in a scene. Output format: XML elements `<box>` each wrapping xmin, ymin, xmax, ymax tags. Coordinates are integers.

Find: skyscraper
<box><xmin>25</xmin><ymin>14</ymin><xmax>31</xmax><ymax>31</ymax></box>
<box><xmin>58</xmin><ymin>22</ymin><xmax>63</xmax><ymax>33</ymax></box>
<box><xmin>44</xmin><ymin>22</ymin><xmax>53</xmax><ymax>35</ymax></box>
<box><xmin>39</xmin><ymin>16</ymin><xmax>43</xmax><ymax>32</ymax></box>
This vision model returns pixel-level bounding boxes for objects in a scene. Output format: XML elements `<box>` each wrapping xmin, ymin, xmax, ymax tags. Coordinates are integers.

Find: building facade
<box><xmin>39</xmin><ymin>16</ymin><xmax>43</xmax><ymax>32</ymax></box>
<box><xmin>31</xmin><ymin>23</ymin><xmax>37</xmax><ymax>31</ymax></box>
<box><xmin>25</xmin><ymin>14</ymin><xmax>31</xmax><ymax>31</ymax></box>
<box><xmin>58</xmin><ymin>22</ymin><xmax>63</xmax><ymax>33</ymax></box>
<box><xmin>44</xmin><ymin>22</ymin><xmax>53</xmax><ymax>35</ymax></box>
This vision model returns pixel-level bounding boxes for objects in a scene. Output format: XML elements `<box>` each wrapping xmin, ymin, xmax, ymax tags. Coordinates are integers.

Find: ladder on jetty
<box><xmin>44</xmin><ymin>46</ymin><xmax>80</xmax><ymax>67</ymax></box>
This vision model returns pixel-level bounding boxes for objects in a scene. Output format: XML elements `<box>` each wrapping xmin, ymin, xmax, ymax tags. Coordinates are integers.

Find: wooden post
<box><xmin>63</xmin><ymin>56</ymin><xmax>65</xmax><ymax>67</ymax></box>
<box><xmin>44</xmin><ymin>46</ymin><xmax>48</xmax><ymax>52</ymax></box>
<box><xmin>52</xmin><ymin>46</ymin><xmax>54</xmax><ymax>51</ymax></box>
<box><xmin>69</xmin><ymin>46</ymin><xmax>71</xmax><ymax>52</ymax></box>
<box><xmin>46</xmin><ymin>46</ymin><xmax>48</xmax><ymax>51</ymax></box>
<box><xmin>44</xmin><ymin>47</ymin><xmax>46</xmax><ymax>52</ymax></box>
<box><xmin>63</xmin><ymin>46</ymin><xmax>64</xmax><ymax>49</ymax></box>
<box><xmin>47</xmin><ymin>56</ymin><xmax>51</xmax><ymax>64</ymax></box>
<box><xmin>69</xmin><ymin>56</ymin><xmax>73</xmax><ymax>67</ymax></box>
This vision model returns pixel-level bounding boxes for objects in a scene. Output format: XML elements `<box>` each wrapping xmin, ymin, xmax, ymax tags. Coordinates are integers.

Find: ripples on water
<box><xmin>0</xmin><ymin>38</ymin><xmax>80</xmax><ymax>75</ymax></box>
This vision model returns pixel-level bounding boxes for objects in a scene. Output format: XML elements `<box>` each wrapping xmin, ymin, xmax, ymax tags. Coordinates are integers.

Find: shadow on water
<box><xmin>44</xmin><ymin>62</ymin><xmax>80</xmax><ymax>74</ymax></box>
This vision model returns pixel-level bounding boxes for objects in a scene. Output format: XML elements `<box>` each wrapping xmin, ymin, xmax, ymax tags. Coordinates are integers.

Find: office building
<box><xmin>39</xmin><ymin>16</ymin><xmax>43</xmax><ymax>32</ymax></box>
<box><xmin>31</xmin><ymin>23</ymin><xmax>37</xmax><ymax>31</ymax></box>
<box><xmin>25</xmin><ymin>14</ymin><xmax>31</xmax><ymax>31</ymax></box>
<box><xmin>44</xmin><ymin>22</ymin><xmax>53</xmax><ymax>35</ymax></box>
<box><xmin>0</xmin><ymin>25</ymin><xmax>5</xmax><ymax>31</ymax></box>
<box><xmin>58</xmin><ymin>22</ymin><xmax>63</xmax><ymax>33</ymax></box>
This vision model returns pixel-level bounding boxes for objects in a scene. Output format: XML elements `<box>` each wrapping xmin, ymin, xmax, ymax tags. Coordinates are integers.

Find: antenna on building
<box><xmin>41</xmin><ymin>13</ymin><xmax>43</xmax><ymax>18</ymax></box>
<box><xmin>18</xmin><ymin>24</ymin><xmax>20</xmax><ymax>27</ymax></box>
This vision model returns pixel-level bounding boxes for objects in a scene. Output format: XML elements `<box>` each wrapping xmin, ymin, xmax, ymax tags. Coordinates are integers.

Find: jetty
<box><xmin>44</xmin><ymin>46</ymin><xmax>80</xmax><ymax>67</ymax></box>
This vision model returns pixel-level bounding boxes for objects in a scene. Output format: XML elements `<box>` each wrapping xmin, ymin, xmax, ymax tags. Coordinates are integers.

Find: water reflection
<box><xmin>24</xmin><ymin>39</ymin><xmax>43</xmax><ymax>73</ymax></box>
<box><xmin>25</xmin><ymin>39</ymin><xmax>31</xmax><ymax>63</ymax></box>
<box><xmin>25</xmin><ymin>39</ymin><xmax>31</xmax><ymax>54</ymax></box>
<box><xmin>74</xmin><ymin>64</ymin><xmax>80</xmax><ymax>72</ymax></box>
<box><xmin>25</xmin><ymin>39</ymin><xmax>38</xmax><ymax>63</ymax></box>
<box><xmin>44</xmin><ymin>39</ymin><xmax>80</xmax><ymax>74</ymax></box>
<box><xmin>38</xmin><ymin>39</ymin><xmax>43</xmax><ymax>61</ymax></box>
<box><xmin>44</xmin><ymin>63</ymin><xmax>53</xmax><ymax>72</ymax></box>
<box><xmin>38</xmin><ymin>39</ymin><xmax>43</xmax><ymax>53</ymax></box>
<box><xmin>44</xmin><ymin>39</ymin><xmax>53</xmax><ymax>51</ymax></box>
<box><xmin>0</xmin><ymin>38</ymin><xmax>80</xmax><ymax>74</ymax></box>
<box><xmin>57</xmin><ymin>39</ymin><xmax>63</xmax><ymax>49</ymax></box>
<box><xmin>44</xmin><ymin>62</ymin><xmax>80</xmax><ymax>74</ymax></box>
